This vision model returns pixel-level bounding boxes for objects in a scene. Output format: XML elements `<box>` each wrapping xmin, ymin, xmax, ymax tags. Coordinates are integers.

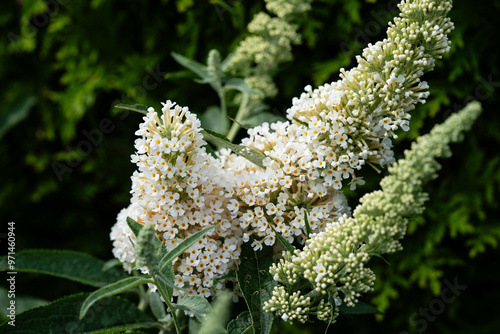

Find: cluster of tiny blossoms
<box><xmin>227</xmin><ymin>0</ymin><xmax>311</xmax><ymax>98</ymax></box>
<box><xmin>111</xmin><ymin>0</ymin><xmax>456</xmax><ymax>306</ymax></box>
<box><xmin>264</xmin><ymin>101</ymin><xmax>482</xmax><ymax>323</ymax></box>
<box><xmin>285</xmin><ymin>0</ymin><xmax>454</xmax><ymax>188</ymax></box>
<box><xmin>111</xmin><ymin>101</ymin><xmax>243</xmax><ymax>298</ymax></box>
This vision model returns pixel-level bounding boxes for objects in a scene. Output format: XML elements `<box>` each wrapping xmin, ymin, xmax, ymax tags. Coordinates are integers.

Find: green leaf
<box><xmin>201</xmin><ymin>129</ymin><xmax>267</xmax><ymax>169</ymax></box>
<box><xmin>171</xmin><ymin>52</ymin><xmax>212</xmax><ymax>83</ymax></box>
<box><xmin>0</xmin><ymin>287</ymin><xmax>48</xmax><ymax>321</ymax></box>
<box><xmin>156</xmin><ymin>265</ymin><xmax>178</xmax><ymax>298</ymax></box>
<box><xmin>272</xmin><ymin>228</ymin><xmax>295</xmax><ymax>255</ymax></box>
<box><xmin>174</xmin><ymin>295</ymin><xmax>212</xmax><ymax>323</ymax></box>
<box><xmin>221</xmin><ymin>52</ymin><xmax>235</xmax><ymax>71</ymax></box>
<box><xmin>0</xmin><ymin>93</ymin><xmax>36</xmax><ymax>139</ymax></box>
<box><xmin>223</xmin><ymin>78</ymin><xmax>257</xmax><ymax>95</ymax></box>
<box><xmin>0</xmin><ymin>293</ymin><xmax>156</xmax><ymax>333</ymax></box>
<box><xmin>200</xmin><ymin>106</ymin><xmax>228</xmax><ymax>134</ymax></box>
<box><xmin>0</xmin><ymin>250</ymin><xmax>126</xmax><ymax>288</ymax></box>
<box><xmin>227</xmin><ymin>311</ymin><xmax>254</xmax><ymax>334</ymax></box>
<box><xmin>149</xmin><ymin>291</ymin><xmax>167</xmax><ymax>321</ymax></box>
<box><xmin>196</xmin><ymin>291</ymin><xmax>232</xmax><ymax>334</ymax></box>
<box><xmin>113</xmin><ymin>104</ymin><xmax>148</xmax><ymax>115</ymax></box>
<box><xmin>80</xmin><ymin>277</ymin><xmax>153</xmax><ymax>319</ymax></box>
<box><xmin>212</xmin><ymin>270</ymin><xmax>237</xmax><ymax>291</ymax></box>
<box><xmin>338</xmin><ymin>301</ymin><xmax>383</xmax><ymax>315</ymax></box>
<box><xmin>236</xmin><ymin>243</ymin><xmax>276</xmax><ymax>334</ymax></box>
<box><xmin>304</xmin><ymin>211</ymin><xmax>312</xmax><ymax>238</ymax></box>
<box><xmin>159</xmin><ymin>225</ymin><xmax>217</xmax><ymax>272</ymax></box>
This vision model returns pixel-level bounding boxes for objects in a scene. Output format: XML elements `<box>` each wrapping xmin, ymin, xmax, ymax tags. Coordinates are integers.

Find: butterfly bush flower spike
<box><xmin>264</xmin><ymin>101</ymin><xmax>482</xmax><ymax>323</ymax></box>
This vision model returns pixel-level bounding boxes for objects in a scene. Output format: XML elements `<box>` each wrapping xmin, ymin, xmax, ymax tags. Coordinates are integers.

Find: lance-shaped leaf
<box><xmin>236</xmin><ymin>243</ymin><xmax>276</xmax><ymax>334</ymax></box>
<box><xmin>159</xmin><ymin>225</ymin><xmax>217</xmax><ymax>271</ymax></box>
<box><xmin>272</xmin><ymin>228</ymin><xmax>295</xmax><ymax>255</ymax></box>
<box><xmin>171</xmin><ymin>52</ymin><xmax>212</xmax><ymax>83</ymax></box>
<box><xmin>201</xmin><ymin>129</ymin><xmax>267</xmax><ymax>169</ymax></box>
<box><xmin>114</xmin><ymin>104</ymin><xmax>148</xmax><ymax>115</ymax></box>
<box><xmin>80</xmin><ymin>276</ymin><xmax>153</xmax><ymax>319</ymax></box>
<box><xmin>0</xmin><ymin>249</ymin><xmax>126</xmax><ymax>288</ymax></box>
<box><xmin>223</xmin><ymin>78</ymin><xmax>257</xmax><ymax>95</ymax></box>
<box><xmin>0</xmin><ymin>293</ymin><xmax>156</xmax><ymax>334</ymax></box>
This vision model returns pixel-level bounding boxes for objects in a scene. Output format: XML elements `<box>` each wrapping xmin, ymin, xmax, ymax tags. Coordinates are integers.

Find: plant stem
<box><xmin>153</xmin><ymin>274</ymin><xmax>181</xmax><ymax>334</ymax></box>
<box><xmin>219</xmin><ymin>90</ymin><xmax>229</xmax><ymax>134</ymax></box>
<box><xmin>226</xmin><ymin>93</ymin><xmax>250</xmax><ymax>142</ymax></box>
<box><xmin>137</xmin><ymin>284</ymin><xmax>148</xmax><ymax>312</ymax></box>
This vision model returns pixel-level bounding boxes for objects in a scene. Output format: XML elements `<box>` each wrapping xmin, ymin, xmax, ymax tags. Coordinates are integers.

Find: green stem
<box><xmin>219</xmin><ymin>90</ymin><xmax>229</xmax><ymax>134</ymax></box>
<box><xmin>137</xmin><ymin>284</ymin><xmax>148</xmax><ymax>312</ymax></box>
<box><xmin>227</xmin><ymin>93</ymin><xmax>250</xmax><ymax>142</ymax></box>
<box><xmin>153</xmin><ymin>274</ymin><xmax>181</xmax><ymax>334</ymax></box>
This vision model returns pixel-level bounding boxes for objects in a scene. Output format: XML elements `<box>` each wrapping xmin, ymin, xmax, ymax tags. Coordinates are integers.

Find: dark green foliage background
<box><xmin>1</xmin><ymin>0</ymin><xmax>499</xmax><ymax>333</ymax></box>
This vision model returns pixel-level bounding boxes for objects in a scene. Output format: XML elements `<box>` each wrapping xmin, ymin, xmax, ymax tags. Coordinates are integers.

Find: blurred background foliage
<box><xmin>1</xmin><ymin>0</ymin><xmax>499</xmax><ymax>333</ymax></box>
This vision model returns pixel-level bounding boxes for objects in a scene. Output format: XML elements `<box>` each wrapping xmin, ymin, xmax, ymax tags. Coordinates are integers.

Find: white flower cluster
<box><xmin>111</xmin><ymin>101</ymin><xmax>243</xmax><ymax>298</ymax></box>
<box><xmin>111</xmin><ymin>100</ymin><xmax>350</xmax><ymax>297</ymax></box>
<box><xmin>111</xmin><ymin>0</ymin><xmax>456</xmax><ymax>304</ymax></box>
<box><xmin>264</xmin><ymin>101</ymin><xmax>482</xmax><ymax>323</ymax></box>
<box><xmin>286</xmin><ymin>0</ymin><xmax>454</xmax><ymax>186</ymax></box>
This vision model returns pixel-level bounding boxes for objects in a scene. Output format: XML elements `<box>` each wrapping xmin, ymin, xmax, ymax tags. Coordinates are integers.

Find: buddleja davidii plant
<box><xmin>264</xmin><ymin>101</ymin><xmax>482</xmax><ymax>324</ymax></box>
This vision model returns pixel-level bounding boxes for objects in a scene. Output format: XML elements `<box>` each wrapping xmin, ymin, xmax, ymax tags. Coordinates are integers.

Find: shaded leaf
<box><xmin>171</xmin><ymin>52</ymin><xmax>212</xmax><ymax>83</ymax></box>
<box><xmin>227</xmin><ymin>311</ymin><xmax>253</xmax><ymax>334</ymax></box>
<box><xmin>80</xmin><ymin>277</ymin><xmax>153</xmax><ymax>319</ymax></box>
<box><xmin>0</xmin><ymin>250</ymin><xmax>126</xmax><ymax>288</ymax></box>
<box><xmin>241</xmin><ymin>112</ymin><xmax>287</xmax><ymax>128</ymax></box>
<box><xmin>200</xmin><ymin>106</ymin><xmax>228</xmax><ymax>134</ymax></box>
<box><xmin>236</xmin><ymin>244</ymin><xmax>276</xmax><ymax>334</ymax></box>
<box><xmin>0</xmin><ymin>287</ymin><xmax>48</xmax><ymax>321</ymax></box>
<box><xmin>0</xmin><ymin>94</ymin><xmax>36</xmax><ymax>139</ymax></box>
<box><xmin>0</xmin><ymin>293</ymin><xmax>155</xmax><ymax>333</ymax></box>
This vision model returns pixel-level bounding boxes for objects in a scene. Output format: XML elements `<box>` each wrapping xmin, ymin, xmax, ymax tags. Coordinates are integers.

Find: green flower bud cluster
<box><xmin>135</xmin><ymin>223</ymin><xmax>159</xmax><ymax>269</ymax></box>
<box><xmin>227</xmin><ymin>0</ymin><xmax>311</xmax><ymax>98</ymax></box>
<box><xmin>263</xmin><ymin>101</ymin><xmax>482</xmax><ymax>323</ymax></box>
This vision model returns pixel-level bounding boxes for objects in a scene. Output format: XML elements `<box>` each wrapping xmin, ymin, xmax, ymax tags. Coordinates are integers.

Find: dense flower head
<box><xmin>263</xmin><ymin>101</ymin><xmax>482</xmax><ymax>323</ymax></box>
<box><xmin>111</xmin><ymin>0</ymin><xmax>458</xmax><ymax>308</ymax></box>
<box><xmin>111</xmin><ymin>101</ymin><xmax>243</xmax><ymax>298</ymax></box>
<box><xmin>286</xmin><ymin>0</ymin><xmax>454</xmax><ymax>187</ymax></box>
<box><xmin>218</xmin><ymin>140</ymin><xmax>351</xmax><ymax>250</ymax></box>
